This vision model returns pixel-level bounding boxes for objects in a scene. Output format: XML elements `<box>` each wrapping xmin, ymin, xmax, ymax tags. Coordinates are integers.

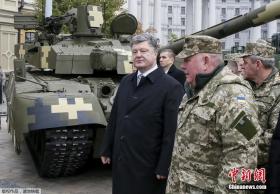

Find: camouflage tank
<box><xmin>5</xmin><ymin>5</ymin><xmax>137</xmax><ymax>177</ymax></box>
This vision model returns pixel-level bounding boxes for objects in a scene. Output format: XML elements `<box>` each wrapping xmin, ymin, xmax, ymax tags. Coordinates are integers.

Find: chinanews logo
<box><xmin>228</xmin><ymin>168</ymin><xmax>267</xmax><ymax>190</ymax></box>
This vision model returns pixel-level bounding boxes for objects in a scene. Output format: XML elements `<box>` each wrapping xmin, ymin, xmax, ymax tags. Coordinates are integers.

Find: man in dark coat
<box><xmin>267</xmin><ymin>113</ymin><xmax>280</xmax><ymax>194</ymax></box>
<box><xmin>159</xmin><ymin>49</ymin><xmax>185</xmax><ymax>86</ymax></box>
<box><xmin>100</xmin><ymin>33</ymin><xmax>184</xmax><ymax>194</ymax></box>
<box><xmin>159</xmin><ymin>49</ymin><xmax>193</xmax><ymax>98</ymax></box>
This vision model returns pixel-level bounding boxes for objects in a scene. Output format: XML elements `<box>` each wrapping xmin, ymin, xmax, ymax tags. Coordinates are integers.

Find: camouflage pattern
<box><xmin>252</xmin><ymin>67</ymin><xmax>280</xmax><ymax>166</ymax></box>
<box><xmin>167</xmin><ymin>66</ymin><xmax>260</xmax><ymax>194</ymax></box>
<box><xmin>240</xmin><ymin>42</ymin><xmax>276</xmax><ymax>59</ymax></box>
<box><xmin>177</xmin><ymin>35</ymin><xmax>222</xmax><ymax>59</ymax></box>
<box><xmin>224</xmin><ymin>53</ymin><xmax>242</xmax><ymax>62</ymax></box>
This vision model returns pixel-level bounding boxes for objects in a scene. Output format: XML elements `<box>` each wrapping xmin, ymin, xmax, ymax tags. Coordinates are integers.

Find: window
<box><xmin>277</xmin><ymin>22</ymin><xmax>280</xmax><ymax>32</ymax></box>
<box><xmin>25</xmin><ymin>32</ymin><xmax>35</xmax><ymax>43</ymax></box>
<box><xmin>168</xmin><ymin>6</ymin><xmax>172</xmax><ymax>14</ymax></box>
<box><xmin>235</xmin><ymin>42</ymin><xmax>239</xmax><ymax>47</ymax></box>
<box><xmin>181</xmin><ymin>7</ymin><xmax>185</xmax><ymax>15</ymax></box>
<box><xmin>222</xmin><ymin>0</ymin><xmax>226</xmax><ymax>2</ymax></box>
<box><xmin>181</xmin><ymin>30</ymin><xmax>185</xmax><ymax>36</ymax></box>
<box><xmin>235</xmin><ymin>8</ymin><xmax>240</xmax><ymax>15</ymax></box>
<box><xmin>235</xmin><ymin>0</ymin><xmax>240</xmax><ymax>2</ymax></box>
<box><xmin>181</xmin><ymin>0</ymin><xmax>185</xmax><ymax>1</ymax></box>
<box><xmin>235</xmin><ymin>33</ymin><xmax>239</xmax><ymax>38</ymax></box>
<box><xmin>168</xmin><ymin>29</ymin><xmax>172</xmax><ymax>36</ymax></box>
<box><xmin>262</xmin><ymin>30</ymin><xmax>268</xmax><ymax>39</ymax></box>
<box><xmin>181</xmin><ymin>18</ymin><xmax>185</xmax><ymax>26</ymax></box>
<box><xmin>221</xmin><ymin>8</ymin><xmax>226</xmax><ymax>16</ymax></box>
<box><xmin>221</xmin><ymin>19</ymin><xmax>226</xmax><ymax>22</ymax></box>
<box><xmin>168</xmin><ymin>17</ymin><xmax>172</xmax><ymax>25</ymax></box>
<box><xmin>221</xmin><ymin>42</ymin><xmax>226</xmax><ymax>49</ymax></box>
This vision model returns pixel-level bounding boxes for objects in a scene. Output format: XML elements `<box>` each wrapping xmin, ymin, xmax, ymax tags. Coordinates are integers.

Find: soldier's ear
<box><xmin>203</xmin><ymin>55</ymin><xmax>210</xmax><ymax>71</ymax></box>
<box><xmin>255</xmin><ymin>60</ymin><xmax>262</xmax><ymax>69</ymax></box>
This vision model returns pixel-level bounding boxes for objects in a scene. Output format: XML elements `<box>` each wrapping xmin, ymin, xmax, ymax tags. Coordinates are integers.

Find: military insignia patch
<box><xmin>230</xmin><ymin>111</ymin><xmax>257</xmax><ymax>141</ymax></box>
<box><xmin>236</xmin><ymin>96</ymin><xmax>246</xmax><ymax>102</ymax></box>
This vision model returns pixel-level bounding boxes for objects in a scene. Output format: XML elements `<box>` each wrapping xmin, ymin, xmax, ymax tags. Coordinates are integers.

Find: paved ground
<box><xmin>0</xmin><ymin>99</ymin><xmax>112</xmax><ymax>194</ymax></box>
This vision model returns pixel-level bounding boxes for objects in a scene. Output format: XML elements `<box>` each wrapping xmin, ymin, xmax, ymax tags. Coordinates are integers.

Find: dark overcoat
<box><xmin>101</xmin><ymin>67</ymin><xmax>184</xmax><ymax>194</ymax></box>
<box><xmin>267</xmin><ymin>113</ymin><xmax>280</xmax><ymax>194</ymax></box>
<box><xmin>167</xmin><ymin>65</ymin><xmax>186</xmax><ymax>86</ymax></box>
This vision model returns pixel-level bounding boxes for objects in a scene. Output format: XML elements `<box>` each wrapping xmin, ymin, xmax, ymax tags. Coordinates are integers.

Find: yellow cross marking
<box><xmin>51</xmin><ymin>98</ymin><xmax>93</xmax><ymax>120</ymax></box>
<box><xmin>113</xmin><ymin>48</ymin><xmax>133</xmax><ymax>73</ymax></box>
<box><xmin>88</xmin><ymin>6</ymin><xmax>104</xmax><ymax>28</ymax></box>
<box><xmin>41</xmin><ymin>46</ymin><xmax>51</xmax><ymax>68</ymax></box>
<box><xmin>19</xmin><ymin>44</ymin><xmax>25</xmax><ymax>59</ymax></box>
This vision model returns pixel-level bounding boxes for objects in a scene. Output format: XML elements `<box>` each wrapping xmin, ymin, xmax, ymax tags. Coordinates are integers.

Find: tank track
<box><xmin>26</xmin><ymin>126</ymin><xmax>93</xmax><ymax>178</ymax></box>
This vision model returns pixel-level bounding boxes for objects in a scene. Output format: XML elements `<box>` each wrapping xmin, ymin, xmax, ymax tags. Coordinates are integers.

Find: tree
<box><xmin>34</xmin><ymin>0</ymin><xmax>125</xmax><ymax>36</ymax></box>
<box><xmin>168</xmin><ymin>33</ymin><xmax>178</xmax><ymax>43</ymax></box>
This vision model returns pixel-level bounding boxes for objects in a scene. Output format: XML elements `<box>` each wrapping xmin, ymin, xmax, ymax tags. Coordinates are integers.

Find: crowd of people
<box><xmin>99</xmin><ymin>32</ymin><xmax>279</xmax><ymax>194</ymax></box>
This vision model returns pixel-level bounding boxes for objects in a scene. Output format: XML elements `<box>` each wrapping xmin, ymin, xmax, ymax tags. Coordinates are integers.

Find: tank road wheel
<box><xmin>26</xmin><ymin>126</ymin><xmax>93</xmax><ymax>178</ymax></box>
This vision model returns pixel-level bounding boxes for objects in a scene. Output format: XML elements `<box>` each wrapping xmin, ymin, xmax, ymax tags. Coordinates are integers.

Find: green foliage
<box><xmin>35</xmin><ymin>0</ymin><xmax>125</xmax><ymax>36</ymax></box>
<box><xmin>168</xmin><ymin>33</ymin><xmax>178</xmax><ymax>42</ymax></box>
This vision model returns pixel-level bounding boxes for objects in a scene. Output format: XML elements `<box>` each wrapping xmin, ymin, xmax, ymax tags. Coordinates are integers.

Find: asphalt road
<box><xmin>0</xmin><ymin>102</ymin><xmax>112</xmax><ymax>194</ymax></box>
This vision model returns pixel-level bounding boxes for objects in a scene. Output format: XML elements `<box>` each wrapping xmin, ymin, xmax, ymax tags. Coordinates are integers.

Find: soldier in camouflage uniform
<box><xmin>224</xmin><ymin>53</ymin><xmax>243</xmax><ymax>76</ymax></box>
<box><xmin>240</xmin><ymin>42</ymin><xmax>280</xmax><ymax>168</ymax></box>
<box><xmin>167</xmin><ymin>35</ymin><xmax>261</xmax><ymax>194</ymax></box>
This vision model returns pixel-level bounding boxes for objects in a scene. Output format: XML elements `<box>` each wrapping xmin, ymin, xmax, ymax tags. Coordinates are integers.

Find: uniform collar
<box><xmin>251</xmin><ymin>67</ymin><xmax>279</xmax><ymax>89</ymax></box>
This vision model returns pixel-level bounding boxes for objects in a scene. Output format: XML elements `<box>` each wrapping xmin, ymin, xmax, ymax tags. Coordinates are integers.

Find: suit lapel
<box><xmin>125</xmin><ymin>68</ymin><xmax>164</xmax><ymax>113</ymax></box>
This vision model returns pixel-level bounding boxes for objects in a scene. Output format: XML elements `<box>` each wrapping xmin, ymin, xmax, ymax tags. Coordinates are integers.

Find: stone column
<box><xmin>154</xmin><ymin>0</ymin><xmax>161</xmax><ymax>39</ymax></box>
<box><xmin>128</xmin><ymin>0</ymin><xmax>138</xmax><ymax>18</ymax></box>
<box><xmin>209</xmin><ymin>0</ymin><xmax>216</xmax><ymax>26</ymax></box>
<box><xmin>45</xmin><ymin>0</ymin><xmax>52</xmax><ymax>18</ymax></box>
<box><xmin>141</xmin><ymin>0</ymin><xmax>149</xmax><ymax>30</ymax></box>
<box><xmin>250</xmin><ymin>0</ymin><xmax>261</xmax><ymax>42</ymax></box>
<box><xmin>193</xmin><ymin>0</ymin><xmax>202</xmax><ymax>32</ymax></box>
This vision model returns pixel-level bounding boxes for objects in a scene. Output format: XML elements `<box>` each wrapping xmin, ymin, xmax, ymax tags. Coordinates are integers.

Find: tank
<box><xmin>5</xmin><ymin>4</ymin><xmax>137</xmax><ymax>177</ymax></box>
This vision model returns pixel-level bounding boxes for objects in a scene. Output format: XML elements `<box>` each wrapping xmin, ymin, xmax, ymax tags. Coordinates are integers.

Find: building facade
<box><xmin>127</xmin><ymin>0</ymin><xmax>280</xmax><ymax>50</ymax></box>
<box><xmin>0</xmin><ymin>0</ymin><xmax>34</xmax><ymax>72</ymax></box>
<box><xmin>0</xmin><ymin>0</ymin><xmax>18</xmax><ymax>72</ymax></box>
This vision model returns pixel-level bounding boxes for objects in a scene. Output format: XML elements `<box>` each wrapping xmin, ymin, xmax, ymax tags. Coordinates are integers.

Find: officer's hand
<box><xmin>101</xmin><ymin>156</ymin><xmax>111</xmax><ymax>164</ymax></box>
<box><xmin>156</xmin><ymin>174</ymin><xmax>167</xmax><ymax>180</ymax></box>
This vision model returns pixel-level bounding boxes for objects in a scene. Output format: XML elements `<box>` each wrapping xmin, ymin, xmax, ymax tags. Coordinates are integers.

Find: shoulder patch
<box><xmin>230</xmin><ymin>111</ymin><xmax>257</xmax><ymax>141</ymax></box>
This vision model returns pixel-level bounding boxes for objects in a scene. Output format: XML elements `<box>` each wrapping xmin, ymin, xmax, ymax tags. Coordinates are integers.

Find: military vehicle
<box><xmin>160</xmin><ymin>0</ymin><xmax>280</xmax><ymax>55</ymax></box>
<box><xmin>5</xmin><ymin>0</ymin><xmax>280</xmax><ymax>178</ymax></box>
<box><xmin>5</xmin><ymin>4</ymin><xmax>137</xmax><ymax>177</ymax></box>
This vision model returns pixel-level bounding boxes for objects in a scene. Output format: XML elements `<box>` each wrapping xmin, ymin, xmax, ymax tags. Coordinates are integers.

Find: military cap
<box><xmin>240</xmin><ymin>42</ymin><xmax>276</xmax><ymax>59</ymax></box>
<box><xmin>177</xmin><ymin>35</ymin><xmax>222</xmax><ymax>59</ymax></box>
<box><xmin>224</xmin><ymin>53</ymin><xmax>242</xmax><ymax>62</ymax></box>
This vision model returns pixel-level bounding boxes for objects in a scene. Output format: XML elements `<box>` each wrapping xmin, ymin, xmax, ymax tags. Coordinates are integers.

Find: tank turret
<box><xmin>160</xmin><ymin>0</ymin><xmax>280</xmax><ymax>54</ymax></box>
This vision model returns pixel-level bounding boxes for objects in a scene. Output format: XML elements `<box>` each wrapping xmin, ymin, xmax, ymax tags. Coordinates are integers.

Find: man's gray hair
<box><xmin>131</xmin><ymin>33</ymin><xmax>159</xmax><ymax>51</ymax></box>
<box><xmin>249</xmin><ymin>55</ymin><xmax>275</xmax><ymax>68</ymax></box>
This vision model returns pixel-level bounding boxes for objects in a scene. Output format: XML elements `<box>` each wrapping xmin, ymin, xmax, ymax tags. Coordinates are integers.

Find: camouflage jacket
<box><xmin>252</xmin><ymin>68</ymin><xmax>280</xmax><ymax>166</ymax></box>
<box><xmin>167</xmin><ymin>66</ymin><xmax>260</xmax><ymax>194</ymax></box>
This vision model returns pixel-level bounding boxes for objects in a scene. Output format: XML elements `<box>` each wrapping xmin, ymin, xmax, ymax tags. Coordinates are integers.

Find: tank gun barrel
<box><xmin>161</xmin><ymin>0</ymin><xmax>280</xmax><ymax>55</ymax></box>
